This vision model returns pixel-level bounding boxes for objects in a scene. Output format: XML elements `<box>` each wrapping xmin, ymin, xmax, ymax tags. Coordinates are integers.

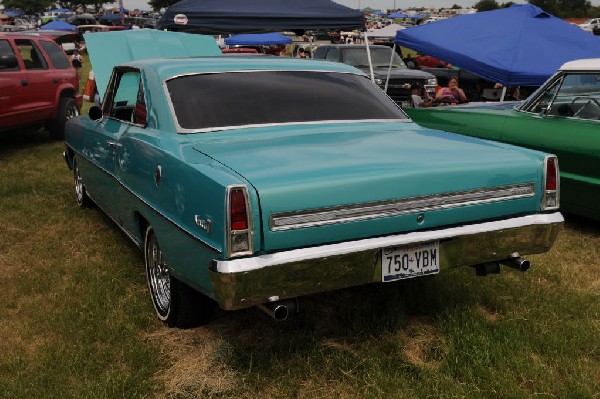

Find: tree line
<box><xmin>474</xmin><ymin>0</ymin><xmax>600</xmax><ymax>17</ymax></box>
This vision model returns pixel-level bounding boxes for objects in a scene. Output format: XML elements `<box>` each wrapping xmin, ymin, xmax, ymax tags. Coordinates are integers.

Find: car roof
<box><xmin>86</xmin><ymin>30</ymin><xmax>366</xmax><ymax>100</ymax></box>
<box><xmin>128</xmin><ymin>56</ymin><xmax>365</xmax><ymax>82</ymax></box>
<box><xmin>0</xmin><ymin>32</ymin><xmax>54</xmax><ymax>41</ymax></box>
<box><xmin>560</xmin><ymin>58</ymin><xmax>600</xmax><ymax>71</ymax></box>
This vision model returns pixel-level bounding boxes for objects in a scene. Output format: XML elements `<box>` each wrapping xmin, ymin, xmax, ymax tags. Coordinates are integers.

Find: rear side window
<box><xmin>0</xmin><ymin>40</ymin><xmax>18</xmax><ymax>71</ymax></box>
<box><xmin>14</xmin><ymin>39</ymin><xmax>47</xmax><ymax>70</ymax></box>
<box><xmin>39</xmin><ymin>40</ymin><xmax>70</xmax><ymax>69</ymax></box>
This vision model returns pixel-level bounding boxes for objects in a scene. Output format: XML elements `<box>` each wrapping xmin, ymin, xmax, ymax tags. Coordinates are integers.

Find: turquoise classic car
<box><xmin>407</xmin><ymin>58</ymin><xmax>600</xmax><ymax>221</ymax></box>
<box><xmin>64</xmin><ymin>30</ymin><xmax>563</xmax><ymax>328</ymax></box>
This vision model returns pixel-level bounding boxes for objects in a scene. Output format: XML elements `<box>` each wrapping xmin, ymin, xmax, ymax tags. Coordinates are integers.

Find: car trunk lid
<box><xmin>191</xmin><ymin>121</ymin><xmax>544</xmax><ymax>252</ymax></box>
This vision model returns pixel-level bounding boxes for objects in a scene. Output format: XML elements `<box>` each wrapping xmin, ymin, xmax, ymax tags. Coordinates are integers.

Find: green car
<box><xmin>407</xmin><ymin>58</ymin><xmax>600</xmax><ymax>221</ymax></box>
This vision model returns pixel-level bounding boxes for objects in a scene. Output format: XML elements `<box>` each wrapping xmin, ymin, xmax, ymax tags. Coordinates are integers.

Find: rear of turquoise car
<box><xmin>65</xmin><ymin>31</ymin><xmax>563</xmax><ymax>327</ymax></box>
<box><xmin>200</xmin><ymin>122</ymin><xmax>563</xmax><ymax>312</ymax></box>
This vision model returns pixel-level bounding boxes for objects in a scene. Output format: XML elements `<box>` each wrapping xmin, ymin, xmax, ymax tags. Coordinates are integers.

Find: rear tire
<box><xmin>49</xmin><ymin>97</ymin><xmax>79</xmax><ymax>140</ymax></box>
<box><xmin>73</xmin><ymin>157</ymin><xmax>92</xmax><ymax>208</ymax></box>
<box><xmin>144</xmin><ymin>226</ymin><xmax>213</xmax><ymax>328</ymax></box>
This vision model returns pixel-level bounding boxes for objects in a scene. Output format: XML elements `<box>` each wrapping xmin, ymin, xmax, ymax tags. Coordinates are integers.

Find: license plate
<box><xmin>381</xmin><ymin>241</ymin><xmax>440</xmax><ymax>282</ymax></box>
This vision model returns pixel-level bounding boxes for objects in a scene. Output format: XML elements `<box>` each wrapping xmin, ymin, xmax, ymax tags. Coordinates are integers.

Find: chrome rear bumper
<box><xmin>209</xmin><ymin>212</ymin><xmax>563</xmax><ymax>310</ymax></box>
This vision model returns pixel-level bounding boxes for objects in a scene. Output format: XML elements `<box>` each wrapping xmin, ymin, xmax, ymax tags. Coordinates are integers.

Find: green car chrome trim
<box><xmin>270</xmin><ymin>183</ymin><xmax>536</xmax><ymax>231</ymax></box>
<box><xmin>67</xmin><ymin>147</ymin><xmax>222</xmax><ymax>254</ymax></box>
<box><xmin>210</xmin><ymin>212</ymin><xmax>563</xmax><ymax>310</ymax></box>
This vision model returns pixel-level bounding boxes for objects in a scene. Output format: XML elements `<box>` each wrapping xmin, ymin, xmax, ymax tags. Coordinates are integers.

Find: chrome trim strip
<box><xmin>178</xmin><ymin>118</ymin><xmax>410</xmax><ymax>134</ymax></box>
<box><xmin>68</xmin><ymin>146</ymin><xmax>221</xmax><ymax>253</ymax></box>
<box><xmin>270</xmin><ymin>183</ymin><xmax>536</xmax><ymax>231</ymax></box>
<box><xmin>216</xmin><ymin>212</ymin><xmax>564</xmax><ymax>274</ymax></box>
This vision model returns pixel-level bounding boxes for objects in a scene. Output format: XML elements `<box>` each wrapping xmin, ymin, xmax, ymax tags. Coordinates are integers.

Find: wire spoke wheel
<box><xmin>145</xmin><ymin>228</ymin><xmax>172</xmax><ymax>319</ymax></box>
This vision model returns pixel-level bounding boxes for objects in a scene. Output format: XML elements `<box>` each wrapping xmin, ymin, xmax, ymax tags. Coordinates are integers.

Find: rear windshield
<box><xmin>166</xmin><ymin>71</ymin><xmax>407</xmax><ymax>131</ymax></box>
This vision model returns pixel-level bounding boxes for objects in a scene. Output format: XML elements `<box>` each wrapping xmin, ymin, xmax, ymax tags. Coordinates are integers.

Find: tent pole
<box><xmin>500</xmin><ymin>86</ymin><xmax>507</xmax><ymax>102</ymax></box>
<box><xmin>363</xmin><ymin>26</ymin><xmax>375</xmax><ymax>82</ymax></box>
<box><xmin>384</xmin><ymin>43</ymin><xmax>396</xmax><ymax>94</ymax></box>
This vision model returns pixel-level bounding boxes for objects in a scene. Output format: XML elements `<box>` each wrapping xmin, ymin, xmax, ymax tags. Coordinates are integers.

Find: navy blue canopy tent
<box><xmin>225</xmin><ymin>32</ymin><xmax>292</xmax><ymax>46</ymax></box>
<box><xmin>99</xmin><ymin>13</ymin><xmax>122</xmax><ymax>20</ymax></box>
<box><xmin>395</xmin><ymin>4</ymin><xmax>600</xmax><ymax>86</ymax></box>
<box><xmin>40</xmin><ymin>19</ymin><xmax>76</xmax><ymax>32</ymax></box>
<box><xmin>157</xmin><ymin>0</ymin><xmax>364</xmax><ymax>33</ymax></box>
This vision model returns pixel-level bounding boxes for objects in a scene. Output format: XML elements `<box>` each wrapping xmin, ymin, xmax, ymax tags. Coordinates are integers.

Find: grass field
<box><xmin>0</xmin><ymin>58</ymin><xmax>598</xmax><ymax>398</ymax></box>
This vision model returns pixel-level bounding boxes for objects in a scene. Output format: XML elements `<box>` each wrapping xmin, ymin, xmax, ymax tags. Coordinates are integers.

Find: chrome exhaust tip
<box><xmin>258</xmin><ymin>298</ymin><xmax>298</xmax><ymax>321</ymax></box>
<box><xmin>501</xmin><ymin>256</ymin><xmax>530</xmax><ymax>272</ymax></box>
<box><xmin>473</xmin><ymin>261</ymin><xmax>500</xmax><ymax>276</ymax></box>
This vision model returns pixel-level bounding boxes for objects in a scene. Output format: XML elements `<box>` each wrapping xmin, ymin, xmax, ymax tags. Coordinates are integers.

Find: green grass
<box><xmin>0</xmin><ymin>58</ymin><xmax>599</xmax><ymax>399</ymax></box>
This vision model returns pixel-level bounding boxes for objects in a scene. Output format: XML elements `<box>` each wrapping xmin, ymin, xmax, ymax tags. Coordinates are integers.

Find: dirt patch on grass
<box><xmin>477</xmin><ymin>304</ymin><xmax>500</xmax><ymax>323</ymax></box>
<box><xmin>147</xmin><ymin>327</ymin><xmax>240</xmax><ymax>398</ymax></box>
<box><xmin>401</xmin><ymin>317</ymin><xmax>448</xmax><ymax>369</ymax></box>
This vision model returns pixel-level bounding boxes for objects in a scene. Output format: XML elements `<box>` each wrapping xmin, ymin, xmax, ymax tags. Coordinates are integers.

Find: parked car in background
<box><xmin>414</xmin><ymin>54</ymin><xmax>451</xmax><ymax>68</ymax></box>
<box><xmin>0</xmin><ymin>32</ymin><xmax>82</xmax><ymax>138</ymax></box>
<box><xmin>66</xmin><ymin>14</ymin><xmax>97</xmax><ymax>26</ymax></box>
<box><xmin>63</xmin><ymin>30</ymin><xmax>563</xmax><ymax>328</ymax></box>
<box><xmin>221</xmin><ymin>47</ymin><xmax>260</xmax><ymax>55</ymax></box>
<box><xmin>578</xmin><ymin>18</ymin><xmax>600</xmax><ymax>32</ymax></box>
<box><xmin>407</xmin><ymin>58</ymin><xmax>600</xmax><ymax>221</ymax></box>
<box><xmin>313</xmin><ymin>44</ymin><xmax>437</xmax><ymax>106</ymax></box>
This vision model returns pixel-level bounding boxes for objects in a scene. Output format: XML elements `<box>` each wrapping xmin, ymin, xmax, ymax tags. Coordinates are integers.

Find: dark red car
<box><xmin>0</xmin><ymin>32</ymin><xmax>82</xmax><ymax>139</ymax></box>
<box><xmin>414</xmin><ymin>54</ymin><xmax>451</xmax><ymax>69</ymax></box>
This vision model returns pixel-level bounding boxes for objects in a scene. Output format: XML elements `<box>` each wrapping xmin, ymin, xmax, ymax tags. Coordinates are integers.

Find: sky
<box><xmin>120</xmin><ymin>0</ymin><xmax>598</xmax><ymax>12</ymax></box>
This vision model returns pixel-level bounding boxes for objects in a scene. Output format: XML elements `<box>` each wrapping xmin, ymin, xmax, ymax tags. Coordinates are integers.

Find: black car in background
<box><xmin>313</xmin><ymin>44</ymin><xmax>437</xmax><ymax>106</ymax></box>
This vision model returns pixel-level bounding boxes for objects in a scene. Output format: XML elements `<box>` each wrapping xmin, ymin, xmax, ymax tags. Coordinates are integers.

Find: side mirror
<box><xmin>0</xmin><ymin>54</ymin><xmax>19</xmax><ymax>70</ymax></box>
<box><xmin>88</xmin><ymin>106</ymin><xmax>103</xmax><ymax>121</ymax></box>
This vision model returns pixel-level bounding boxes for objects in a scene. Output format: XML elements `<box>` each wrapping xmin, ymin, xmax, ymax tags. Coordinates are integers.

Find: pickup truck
<box><xmin>0</xmin><ymin>32</ymin><xmax>82</xmax><ymax>139</ymax></box>
<box><xmin>313</xmin><ymin>44</ymin><xmax>437</xmax><ymax>106</ymax></box>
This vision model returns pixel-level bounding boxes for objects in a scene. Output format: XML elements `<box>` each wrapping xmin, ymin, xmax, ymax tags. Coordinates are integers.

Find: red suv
<box><xmin>0</xmin><ymin>33</ymin><xmax>82</xmax><ymax>139</ymax></box>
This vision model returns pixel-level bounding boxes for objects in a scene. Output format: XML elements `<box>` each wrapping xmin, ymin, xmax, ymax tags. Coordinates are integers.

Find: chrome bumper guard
<box><xmin>209</xmin><ymin>212</ymin><xmax>563</xmax><ymax>310</ymax></box>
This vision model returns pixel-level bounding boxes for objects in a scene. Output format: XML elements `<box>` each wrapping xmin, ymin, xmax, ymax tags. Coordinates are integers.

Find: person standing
<box><xmin>70</xmin><ymin>50</ymin><xmax>83</xmax><ymax>80</ymax></box>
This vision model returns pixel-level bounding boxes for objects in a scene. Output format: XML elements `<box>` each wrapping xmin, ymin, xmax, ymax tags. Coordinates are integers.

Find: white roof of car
<box><xmin>560</xmin><ymin>58</ymin><xmax>600</xmax><ymax>71</ymax></box>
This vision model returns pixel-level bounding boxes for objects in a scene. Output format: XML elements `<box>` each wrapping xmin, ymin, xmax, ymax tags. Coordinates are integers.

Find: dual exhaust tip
<box><xmin>258</xmin><ymin>298</ymin><xmax>299</xmax><ymax>321</ymax></box>
<box><xmin>475</xmin><ymin>256</ymin><xmax>530</xmax><ymax>276</ymax></box>
<box><xmin>259</xmin><ymin>256</ymin><xmax>530</xmax><ymax>319</ymax></box>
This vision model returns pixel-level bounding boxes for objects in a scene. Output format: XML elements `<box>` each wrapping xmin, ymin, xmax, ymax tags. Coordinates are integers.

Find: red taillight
<box><xmin>546</xmin><ymin>157</ymin><xmax>557</xmax><ymax>191</ymax></box>
<box><xmin>230</xmin><ymin>189</ymin><xmax>248</xmax><ymax>230</ymax></box>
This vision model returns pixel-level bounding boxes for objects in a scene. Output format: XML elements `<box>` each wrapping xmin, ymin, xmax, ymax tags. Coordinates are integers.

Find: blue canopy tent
<box><xmin>388</xmin><ymin>12</ymin><xmax>408</xmax><ymax>19</ymax></box>
<box><xmin>5</xmin><ymin>10</ymin><xmax>23</xmax><ymax>16</ymax></box>
<box><xmin>395</xmin><ymin>4</ymin><xmax>600</xmax><ymax>87</ymax></box>
<box><xmin>225</xmin><ymin>32</ymin><xmax>292</xmax><ymax>46</ymax></box>
<box><xmin>49</xmin><ymin>8</ymin><xmax>72</xmax><ymax>13</ymax></box>
<box><xmin>157</xmin><ymin>0</ymin><xmax>364</xmax><ymax>33</ymax></box>
<box><xmin>409</xmin><ymin>14</ymin><xmax>422</xmax><ymax>20</ymax></box>
<box><xmin>372</xmin><ymin>10</ymin><xmax>386</xmax><ymax>16</ymax></box>
<box><xmin>40</xmin><ymin>19</ymin><xmax>76</xmax><ymax>32</ymax></box>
